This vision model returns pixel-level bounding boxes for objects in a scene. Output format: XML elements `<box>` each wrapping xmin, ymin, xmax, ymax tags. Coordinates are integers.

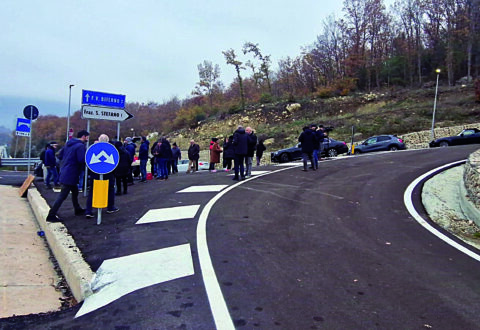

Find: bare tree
<box><xmin>242</xmin><ymin>42</ymin><xmax>272</xmax><ymax>94</ymax></box>
<box><xmin>223</xmin><ymin>48</ymin><xmax>246</xmax><ymax>110</ymax></box>
<box><xmin>194</xmin><ymin>60</ymin><xmax>221</xmax><ymax>111</ymax></box>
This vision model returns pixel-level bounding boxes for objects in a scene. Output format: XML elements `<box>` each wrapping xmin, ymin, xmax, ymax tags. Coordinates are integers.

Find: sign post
<box><xmin>23</xmin><ymin>105</ymin><xmax>39</xmax><ymax>176</ymax></box>
<box><xmin>85</xmin><ymin>142</ymin><xmax>119</xmax><ymax>225</ymax></box>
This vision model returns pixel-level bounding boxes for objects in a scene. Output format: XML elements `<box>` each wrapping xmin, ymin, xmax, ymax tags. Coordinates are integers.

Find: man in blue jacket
<box><xmin>44</xmin><ymin>142</ymin><xmax>59</xmax><ymax>189</ymax></box>
<box><xmin>298</xmin><ymin>125</ymin><xmax>317</xmax><ymax>172</ymax></box>
<box><xmin>46</xmin><ymin>130</ymin><xmax>89</xmax><ymax>222</ymax></box>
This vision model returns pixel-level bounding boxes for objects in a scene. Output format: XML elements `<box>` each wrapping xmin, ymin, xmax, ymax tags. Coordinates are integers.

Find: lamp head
<box><xmin>435</xmin><ymin>69</ymin><xmax>441</xmax><ymax>74</ymax></box>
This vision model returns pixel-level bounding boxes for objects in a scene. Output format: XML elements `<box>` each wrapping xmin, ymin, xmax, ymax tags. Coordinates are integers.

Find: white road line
<box><xmin>136</xmin><ymin>205</ymin><xmax>201</xmax><ymax>224</ymax></box>
<box><xmin>404</xmin><ymin>160</ymin><xmax>480</xmax><ymax>262</ymax></box>
<box><xmin>75</xmin><ymin>244</ymin><xmax>194</xmax><ymax>318</ymax></box>
<box><xmin>196</xmin><ymin>165</ymin><xmax>300</xmax><ymax>330</ymax></box>
<box><xmin>177</xmin><ymin>185</ymin><xmax>228</xmax><ymax>193</ymax></box>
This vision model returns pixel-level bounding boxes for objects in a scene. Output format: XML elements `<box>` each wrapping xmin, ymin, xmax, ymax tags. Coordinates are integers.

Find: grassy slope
<box><xmin>170</xmin><ymin>84</ymin><xmax>480</xmax><ymax>151</ymax></box>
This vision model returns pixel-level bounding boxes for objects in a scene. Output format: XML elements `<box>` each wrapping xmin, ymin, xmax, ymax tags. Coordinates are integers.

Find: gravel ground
<box><xmin>422</xmin><ymin>165</ymin><xmax>480</xmax><ymax>250</ymax></box>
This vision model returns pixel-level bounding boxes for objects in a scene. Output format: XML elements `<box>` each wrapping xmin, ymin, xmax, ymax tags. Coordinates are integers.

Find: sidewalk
<box><xmin>0</xmin><ymin>185</ymin><xmax>64</xmax><ymax>318</ymax></box>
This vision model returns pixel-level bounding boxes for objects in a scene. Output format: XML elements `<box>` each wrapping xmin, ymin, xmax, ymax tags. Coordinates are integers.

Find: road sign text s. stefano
<box><xmin>82</xmin><ymin>90</ymin><xmax>126</xmax><ymax>109</ymax></box>
<box><xmin>81</xmin><ymin>105</ymin><xmax>133</xmax><ymax>122</ymax></box>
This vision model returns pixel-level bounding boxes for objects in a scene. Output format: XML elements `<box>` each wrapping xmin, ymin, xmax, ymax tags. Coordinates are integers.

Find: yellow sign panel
<box><xmin>92</xmin><ymin>179</ymin><xmax>108</xmax><ymax>208</ymax></box>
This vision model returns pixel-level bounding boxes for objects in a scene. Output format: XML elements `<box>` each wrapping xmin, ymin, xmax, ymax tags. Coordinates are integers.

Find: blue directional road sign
<box><xmin>16</xmin><ymin>118</ymin><xmax>31</xmax><ymax>137</ymax></box>
<box><xmin>85</xmin><ymin>142</ymin><xmax>119</xmax><ymax>175</ymax></box>
<box><xmin>82</xmin><ymin>90</ymin><xmax>126</xmax><ymax>109</ymax></box>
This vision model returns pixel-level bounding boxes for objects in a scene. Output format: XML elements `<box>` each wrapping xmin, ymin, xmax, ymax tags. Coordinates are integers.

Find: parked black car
<box><xmin>354</xmin><ymin>135</ymin><xmax>406</xmax><ymax>154</ymax></box>
<box><xmin>271</xmin><ymin>138</ymin><xmax>348</xmax><ymax>163</ymax></box>
<box><xmin>429</xmin><ymin>128</ymin><xmax>480</xmax><ymax>148</ymax></box>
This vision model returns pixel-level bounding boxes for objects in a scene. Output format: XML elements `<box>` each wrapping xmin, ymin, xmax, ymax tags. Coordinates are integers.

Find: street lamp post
<box><xmin>431</xmin><ymin>69</ymin><xmax>441</xmax><ymax>140</ymax></box>
<box><xmin>66</xmin><ymin>84</ymin><xmax>75</xmax><ymax>141</ymax></box>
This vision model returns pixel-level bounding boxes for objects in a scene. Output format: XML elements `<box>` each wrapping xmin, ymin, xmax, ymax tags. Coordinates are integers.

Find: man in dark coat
<box><xmin>256</xmin><ymin>140</ymin><xmax>266</xmax><ymax>166</ymax></box>
<box><xmin>232</xmin><ymin>125</ymin><xmax>248</xmax><ymax>180</ymax></box>
<box><xmin>114</xmin><ymin>141</ymin><xmax>132</xmax><ymax>195</ymax></box>
<box><xmin>222</xmin><ymin>136</ymin><xmax>235</xmax><ymax>171</ymax></box>
<box><xmin>171</xmin><ymin>142</ymin><xmax>181</xmax><ymax>174</ymax></box>
<box><xmin>298</xmin><ymin>125</ymin><xmax>317</xmax><ymax>172</ymax></box>
<box><xmin>157</xmin><ymin>137</ymin><xmax>172</xmax><ymax>180</ymax></box>
<box><xmin>245</xmin><ymin>127</ymin><xmax>257</xmax><ymax>177</ymax></box>
<box><xmin>138</xmin><ymin>136</ymin><xmax>149</xmax><ymax>182</ymax></box>
<box><xmin>187</xmin><ymin>139</ymin><xmax>200</xmax><ymax>173</ymax></box>
<box><xmin>124</xmin><ymin>137</ymin><xmax>136</xmax><ymax>184</ymax></box>
<box><xmin>46</xmin><ymin>130</ymin><xmax>89</xmax><ymax>222</ymax></box>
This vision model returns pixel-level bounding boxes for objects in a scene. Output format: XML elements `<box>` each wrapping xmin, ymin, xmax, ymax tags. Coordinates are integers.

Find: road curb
<box><xmin>27</xmin><ymin>185</ymin><xmax>94</xmax><ymax>302</ymax></box>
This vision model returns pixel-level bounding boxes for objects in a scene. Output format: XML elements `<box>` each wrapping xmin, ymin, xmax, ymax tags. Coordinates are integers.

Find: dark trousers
<box><xmin>115</xmin><ymin>176</ymin><xmax>128</xmax><ymax>194</ymax></box>
<box><xmin>48</xmin><ymin>184</ymin><xmax>81</xmax><ymax>216</ymax></box>
<box><xmin>140</xmin><ymin>159</ymin><xmax>147</xmax><ymax>181</ymax></box>
<box><xmin>223</xmin><ymin>158</ymin><xmax>233</xmax><ymax>169</ymax></box>
<box><xmin>302</xmin><ymin>152</ymin><xmax>314</xmax><ymax>170</ymax></box>
<box><xmin>234</xmin><ymin>155</ymin><xmax>246</xmax><ymax>178</ymax></box>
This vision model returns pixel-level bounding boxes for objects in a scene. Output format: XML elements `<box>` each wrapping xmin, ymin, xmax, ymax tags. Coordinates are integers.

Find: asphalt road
<box><xmin>2</xmin><ymin>145</ymin><xmax>480</xmax><ymax>329</ymax></box>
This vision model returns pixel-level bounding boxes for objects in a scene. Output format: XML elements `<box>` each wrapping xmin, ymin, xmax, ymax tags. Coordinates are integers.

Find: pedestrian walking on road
<box><xmin>171</xmin><ymin>142</ymin><xmax>181</xmax><ymax>174</ymax></box>
<box><xmin>46</xmin><ymin>130</ymin><xmax>89</xmax><ymax>222</ymax></box>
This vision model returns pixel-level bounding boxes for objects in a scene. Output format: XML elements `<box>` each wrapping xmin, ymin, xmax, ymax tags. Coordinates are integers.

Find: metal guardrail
<box><xmin>1</xmin><ymin>158</ymin><xmax>41</xmax><ymax>167</ymax></box>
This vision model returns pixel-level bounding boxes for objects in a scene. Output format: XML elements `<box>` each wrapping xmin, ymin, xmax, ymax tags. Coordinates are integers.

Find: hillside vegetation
<box><xmin>166</xmin><ymin>84</ymin><xmax>480</xmax><ymax>152</ymax></box>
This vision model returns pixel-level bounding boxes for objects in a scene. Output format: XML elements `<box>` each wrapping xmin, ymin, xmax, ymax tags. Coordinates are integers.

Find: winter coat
<box><xmin>209</xmin><ymin>142</ymin><xmax>222</xmax><ymax>164</ymax></box>
<box><xmin>57</xmin><ymin>138</ymin><xmax>86</xmax><ymax>186</ymax></box>
<box><xmin>298</xmin><ymin>129</ymin><xmax>317</xmax><ymax>153</ymax></box>
<box><xmin>247</xmin><ymin>133</ymin><xmax>258</xmax><ymax>157</ymax></box>
<box><xmin>188</xmin><ymin>143</ymin><xmax>200</xmax><ymax>161</ymax></box>
<box><xmin>223</xmin><ymin>140</ymin><xmax>235</xmax><ymax>159</ymax></box>
<box><xmin>125</xmin><ymin>142</ymin><xmax>136</xmax><ymax>162</ymax></box>
<box><xmin>232</xmin><ymin>128</ymin><xmax>248</xmax><ymax>156</ymax></box>
<box><xmin>158</xmin><ymin>139</ymin><xmax>172</xmax><ymax>159</ymax></box>
<box><xmin>139</xmin><ymin>140</ymin><xmax>150</xmax><ymax>160</ymax></box>
<box><xmin>114</xmin><ymin>146</ymin><xmax>131</xmax><ymax>177</ymax></box>
<box><xmin>256</xmin><ymin>142</ymin><xmax>266</xmax><ymax>158</ymax></box>
<box><xmin>44</xmin><ymin>147</ymin><xmax>56</xmax><ymax>167</ymax></box>
<box><xmin>171</xmin><ymin>146</ymin><xmax>181</xmax><ymax>161</ymax></box>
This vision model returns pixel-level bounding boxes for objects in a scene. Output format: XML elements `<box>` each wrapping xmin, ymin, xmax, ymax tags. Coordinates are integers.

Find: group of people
<box><xmin>45</xmin><ymin>131</ymin><xmax>145</xmax><ymax>222</ymax></box>
<box><xmin>43</xmin><ymin>126</ymin><xmax>269</xmax><ymax>223</ymax></box>
<box><xmin>208</xmin><ymin>125</ymin><xmax>267</xmax><ymax>181</ymax></box>
<box><xmin>298</xmin><ymin>124</ymin><xmax>326</xmax><ymax>171</ymax></box>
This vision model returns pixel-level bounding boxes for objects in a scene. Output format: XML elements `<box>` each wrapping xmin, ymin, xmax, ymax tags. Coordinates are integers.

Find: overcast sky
<box><xmin>1</xmin><ymin>0</ymin><xmax>345</xmax><ymax>129</ymax></box>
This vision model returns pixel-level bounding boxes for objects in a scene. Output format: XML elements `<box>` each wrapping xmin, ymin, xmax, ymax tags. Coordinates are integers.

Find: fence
<box><xmin>0</xmin><ymin>158</ymin><xmax>41</xmax><ymax>171</ymax></box>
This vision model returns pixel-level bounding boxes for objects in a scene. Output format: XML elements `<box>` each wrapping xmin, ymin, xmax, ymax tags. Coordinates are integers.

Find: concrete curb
<box><xmin>459</xmin><ymin>179</ymin><xmax>480</xmax><ymax>226</ymax></box>
<box><xmin>27</xmin><ymin>185</ymin><xmax>93</xmax><ymax>302</ymax></box>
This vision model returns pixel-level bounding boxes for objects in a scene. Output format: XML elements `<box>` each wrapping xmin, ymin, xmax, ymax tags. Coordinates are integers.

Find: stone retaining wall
<box><xmin>399</xmin><ymin>123</ymin><xmax>480</xmax><ymax>149</ymax></box>
<box><xmin>464</xmin><ymin>149</ymin><xmax>480</xmax><ymax>210</ymax></box>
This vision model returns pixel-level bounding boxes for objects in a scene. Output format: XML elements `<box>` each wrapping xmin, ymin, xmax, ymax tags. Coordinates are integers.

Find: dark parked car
<box><xmin>429</xmin><ymin>128</ymin><xmax>480</xmax><ymax>148</ymax></box>
<box><xmin>271</xmin><ymin>138</ymin><xmax>348</xmax><ymax>163</ymax></box>
<box><xmin>354</xmin><ymin>135</ymin><xmax>406</xmax><ymax>154</ymax></box>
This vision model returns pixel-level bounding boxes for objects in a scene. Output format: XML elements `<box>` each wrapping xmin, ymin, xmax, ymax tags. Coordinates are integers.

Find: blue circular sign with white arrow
<box><xmin>85</xmin><ymin>142</ymin><xmax>119</xmax><ymax>174</ymax></box>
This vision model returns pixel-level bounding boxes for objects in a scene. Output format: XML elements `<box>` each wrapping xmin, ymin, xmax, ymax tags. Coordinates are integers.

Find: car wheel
<box><xmin>388</xmin><ymin>145</ymin><xmax>398</xmax><ymax>151</ymax></box>
<box><xmin>327</xmin><ymin>148</ymin><xmax>338</xmax><ymax>157</ymax></box>
<box><xmin>439</xmin><ymin>141</ymin><xmax>449</xmax><ymax>147</ymax></box>
<box><xmin>280</xmin><ymin>153</ymin><xmax>290</xmax><ymax>163</ymax></box>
